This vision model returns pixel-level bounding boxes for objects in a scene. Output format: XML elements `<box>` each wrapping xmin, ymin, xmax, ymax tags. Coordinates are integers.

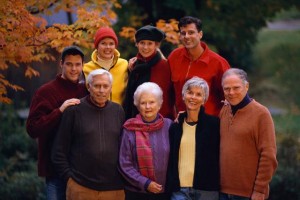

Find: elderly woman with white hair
<box><xmin>166</xmin><ymin>77</ymin><xmax>220</xmax><ymax>200</ymax></box>
<box><xmin>119</xmin><ymin>82</ymin><xmax>172</xmax><ymax>200</ymax></box>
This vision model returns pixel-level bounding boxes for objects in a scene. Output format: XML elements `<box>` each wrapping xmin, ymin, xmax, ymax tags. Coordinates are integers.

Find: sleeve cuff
<box><xmin>144</xmin><ymin>179</ymin><xmax>151</xmax><ymax>191</ymax></box>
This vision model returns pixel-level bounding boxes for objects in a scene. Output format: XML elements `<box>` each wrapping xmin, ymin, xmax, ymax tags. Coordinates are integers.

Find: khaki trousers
<box><xmin>66</xmin><ymin>178</ymin><xmax>125</xmax><ymax>200</ymax></box>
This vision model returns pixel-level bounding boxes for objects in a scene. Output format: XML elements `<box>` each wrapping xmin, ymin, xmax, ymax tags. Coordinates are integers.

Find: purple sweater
<box><xmin>119</xmin><ymin>117</ymin><xmax>172</xmax><ymax>193</ymax></box>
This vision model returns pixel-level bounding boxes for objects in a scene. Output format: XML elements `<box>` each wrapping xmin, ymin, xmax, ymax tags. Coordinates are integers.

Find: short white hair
<box><xmin>221</xmin><ymin>68</ymin><xmax>248</xmax><ymax>86</ymax></box>
<box><xmin>182</xmin><ymin>76</ymin><xmax>209</xmax><ymax>103</ymax></box>
<box><xmin>87</xmin><ymin>69</ymin><xmax>113</xmax><ymax>85</ymax></box>
<box><xmin>133</xmin><ymin>82</ymin><xmax>163</xmax><ymax>107</ymax></box>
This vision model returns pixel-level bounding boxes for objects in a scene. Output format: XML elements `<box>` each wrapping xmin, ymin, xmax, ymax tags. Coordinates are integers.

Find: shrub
<box><xmin>0</xmin><ymin>105</ymin><xmax>45</xmax><ymax>200</ymax></box>
<box><xmin>269</xmin><ymin>134</ymin><xmax>300</xmax><ymax>200</ymax></box>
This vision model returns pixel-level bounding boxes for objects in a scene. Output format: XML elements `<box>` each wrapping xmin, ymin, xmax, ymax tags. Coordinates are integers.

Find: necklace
<box><xmin>185</xmin><ymin>119</ymin><xmax>198</xmax><ymax>126</ymax></box>
<box><xmin>185</xmin><ymin>117</ymin><xmax>198</xmax><ymax>123</ymax></box>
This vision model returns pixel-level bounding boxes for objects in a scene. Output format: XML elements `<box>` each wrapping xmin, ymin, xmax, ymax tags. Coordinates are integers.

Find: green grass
<box><xmin>273</xmin><ymin>114</ymin><xmax>300</xmax><ymax>136</ymax></box>
<box><xmin>273</xmin><ymin>6</ymin><xmax>300</xmax><ymax>21</ymax></box>
<box><xmin>253</xmin><ymin>29</ymin><xmax>300</xmax><ymax>77</ymax></box>
<box><xmin>250</xmin><ymin>27</ymin><xmax>300</xmax><ymax>113</ymax></box>
<box><xmin>250</xmin><ymin>22</ymin><xmax>300</xmax><ymax>137</ymax></box>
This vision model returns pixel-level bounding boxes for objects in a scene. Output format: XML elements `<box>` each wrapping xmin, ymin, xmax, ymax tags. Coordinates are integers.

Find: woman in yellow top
<box><xmin>166</xmin><ymin>77</ymin><xmax>220</xmax><ymax>200</ymax></box>
<box><xmin>84</xmin><ymin>27</ymin><xmax>128</xmax><ymax>105</ymax></box>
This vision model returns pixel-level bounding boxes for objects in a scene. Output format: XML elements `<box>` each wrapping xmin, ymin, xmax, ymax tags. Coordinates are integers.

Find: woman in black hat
<box><xmin>124</xmin><ymin>25</ymin><xmax>175</xmax><ymax>120</ymax></box>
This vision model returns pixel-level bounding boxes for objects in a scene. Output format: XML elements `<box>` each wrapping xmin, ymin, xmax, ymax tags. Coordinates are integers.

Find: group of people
<box><xmin>26</xmin><ymin>16</ymin><xmax>278</xmax><ymax>200</ymax></box>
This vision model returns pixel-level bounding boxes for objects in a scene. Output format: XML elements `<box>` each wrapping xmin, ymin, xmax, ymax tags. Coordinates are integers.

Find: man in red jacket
<box><xmin>26</xmin><ymin>46</ymin><xmax>88</xmax><ymax>200</ymax></box>
<box><xmin>168</xmin><ymin>16</ymin><xmax>230</xmax><ymax>117</ymax></box>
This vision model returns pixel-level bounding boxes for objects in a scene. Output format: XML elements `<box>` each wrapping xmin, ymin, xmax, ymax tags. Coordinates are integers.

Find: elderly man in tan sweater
<box><xmin>219</xmin><ymin>68</ymin><xmax>277</xmax><ymax>200</ymax></box>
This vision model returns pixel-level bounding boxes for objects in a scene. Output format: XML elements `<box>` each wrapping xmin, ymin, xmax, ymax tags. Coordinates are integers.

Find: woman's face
<box><xmin>136</xmin><ymin>40</ymin><xmax>158</xmax><ymax>58</ymax></box>
<box><xmin>137</xmin><ymin>92</ymin><xmax>161</xmax><ymax>122</ymax></box>
<box><xmin>97</xmin><ymin>37</ymin><xmax>116</xmax><ymax>60</ymax></box>
<box><xmin>183</xmin><ymin>86</ymin><xmax>205</xmax><ymax>112</ymax></box>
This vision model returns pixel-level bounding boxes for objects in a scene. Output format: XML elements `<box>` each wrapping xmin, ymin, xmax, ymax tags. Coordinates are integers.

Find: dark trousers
<box><xmin>125</xmin><ymin>190</ymin><xmax>170</xmax><ymax>200</ymax></box>
<box><xmin>219</xmin><ymin>193</ymin><xmax>250</xmax><ymax>200</ymax></box>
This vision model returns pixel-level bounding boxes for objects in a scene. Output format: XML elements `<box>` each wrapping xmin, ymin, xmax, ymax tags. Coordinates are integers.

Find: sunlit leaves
<box><xmin>0</xmin><ymin>0</ymin><xmax>119</xmax><ymax>103</ymax></box>
<box><xmin>119</xmin><ymin>27</ymin><xmax>136</xmax><ymax>42</ymax></box>
<box><xmin>156</xmin><ymin>19</ymin><xmax>179</xmax><ymax>45</ymax></box>
<box><xmin>0</xmin><ymin>74</ymin><xmax>24</xmax><ymax>104</ymax></box>
<box><xmin>25</xmin><ymin>66</ymin><xmax>40</xmax><ymax>78</ymax></box>
<box><xmin>119</xmin><ymin>19</ymin><xmax>180</xmax><ymax>45</ymax></box>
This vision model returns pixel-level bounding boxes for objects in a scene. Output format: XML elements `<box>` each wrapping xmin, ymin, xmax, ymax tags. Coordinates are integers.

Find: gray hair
<box><xmin>182</xmin><ymin>76</ymin><xmax>209</xmax><ymax>103</ymax></box>
<box><xmin>133</xmin><ymin>82</ymin><xmax>163</xmax><ymax>107</ymax></box>
<box><xmin>87</xmin><ymin>69</ymin><xmax>113</xmax><ymax>85</ymax></box>
<box><xmin>221</xmin><ymin>68</ymin><xmax>248</xmax><ymax>86</ymax></box>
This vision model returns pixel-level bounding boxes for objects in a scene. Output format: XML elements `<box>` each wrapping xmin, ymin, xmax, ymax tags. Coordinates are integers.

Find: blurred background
<box><xmin>0</xmin><ymin>1</ymin><xmax>299</xmax><ymax>199</ymax></box>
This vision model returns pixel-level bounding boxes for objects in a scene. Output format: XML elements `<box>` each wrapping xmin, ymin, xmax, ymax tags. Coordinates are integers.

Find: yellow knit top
<box><xmin>178</xmin><ymin>120</ymin><xmax>196</xmax><ymax>187</ymax></box>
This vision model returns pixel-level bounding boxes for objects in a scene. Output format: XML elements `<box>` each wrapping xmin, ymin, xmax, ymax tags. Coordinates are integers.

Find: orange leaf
<box><xmin>25</xmin><ymin>66</ymin><xmax>40</xmax><ymax>78</ymax></box>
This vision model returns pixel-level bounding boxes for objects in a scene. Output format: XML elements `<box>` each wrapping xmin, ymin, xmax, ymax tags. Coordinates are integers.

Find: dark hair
<box><xmin>61</xmin><ymin>46</ymin><xmax>84</xmax><ymax>63</ymax></box>
<box><xmin>178</xmin><ymin>16</ymin><xmax>202</xmax><ymax>32</ymax></box>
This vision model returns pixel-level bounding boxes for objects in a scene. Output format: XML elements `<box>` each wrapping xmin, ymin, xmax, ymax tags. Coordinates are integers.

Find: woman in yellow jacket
<box><xmin>84</xmin><ymin>27</ymin><xmax>128</xmax><ymax>105</ymax></box>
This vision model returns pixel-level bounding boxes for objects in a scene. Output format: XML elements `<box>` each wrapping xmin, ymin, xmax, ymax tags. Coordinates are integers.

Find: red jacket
<box><xmin>125</xmin><ymin>51</ymin><xmax>175</xmax><ymax>119</ymax></box>
<box><xmin>149</xmin><ymin>58</ymin><xmax>175</xmax><ymax>119</ymax></box>
<box><xmin>168</xmin><ymin>42</ymin><xmax>230</xmax><ymax>116</ymax></box>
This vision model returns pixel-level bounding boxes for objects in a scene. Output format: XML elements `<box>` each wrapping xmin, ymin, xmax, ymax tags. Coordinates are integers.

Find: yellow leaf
<box><xmin>25</xmin><ymin>66</ymin><xmax>40</xmax><ymax>78</ymax></box>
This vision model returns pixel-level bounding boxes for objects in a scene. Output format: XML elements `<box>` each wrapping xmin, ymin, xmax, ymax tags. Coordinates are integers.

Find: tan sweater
<box><xmin>219</xmin><ymin>100</ymin><xmax>278</xmax><ymax>198</ymax></box>
<box><xmin>178</xmin><ymin>121</ymin><xmax>196</xmax><ymax>187</ymax></box>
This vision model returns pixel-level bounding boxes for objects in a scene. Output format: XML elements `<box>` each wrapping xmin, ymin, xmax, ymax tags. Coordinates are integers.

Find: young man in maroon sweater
<box><xmin>26</xmin><ymin>46</ymin><xmax>88</xmax><ymax>200</ymax></box>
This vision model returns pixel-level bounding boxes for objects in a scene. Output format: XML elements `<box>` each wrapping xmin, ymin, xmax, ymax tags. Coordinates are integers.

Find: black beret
<box><xmin>135</xmin><ymin>25</ymin><xmax>166</xmax><ymax>43</ymax></box>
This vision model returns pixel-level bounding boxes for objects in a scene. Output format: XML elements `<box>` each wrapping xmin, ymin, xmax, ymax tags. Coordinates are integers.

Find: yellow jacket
<box><xmin>84</xmin><ymin>49</ymin><xmax>128</xmax><ymax>105</ymax></box>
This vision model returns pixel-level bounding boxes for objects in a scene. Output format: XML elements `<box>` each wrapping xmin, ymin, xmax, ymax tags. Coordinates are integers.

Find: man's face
<box><xmin>88</xmin><ymin>74</ymin><xmax>112</xmax><ymax>107</ymax></box>
<box><xmin>179</xmin><ymin>23</ymin><xmax>203</xmax><ymax>49</ymax></box>
<box><xmin>61</xmin><ymin>55</ymin><xmax>83</xmax><ymax>83</ymax></box>
<box><xmin>222</xmin><ymin>74</ymin><xmax>249</xmax><ymax>106</ymax></box>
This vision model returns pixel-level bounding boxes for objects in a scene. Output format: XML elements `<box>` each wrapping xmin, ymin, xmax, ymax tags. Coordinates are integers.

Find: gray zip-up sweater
<box><xmin>52</xmin><ymin>96</ymin><xmax>125</xmax><ymax>191</ymax></box>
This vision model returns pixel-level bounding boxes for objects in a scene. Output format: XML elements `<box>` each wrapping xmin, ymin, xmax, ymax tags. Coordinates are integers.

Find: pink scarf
<box><xmin>123</xmin><ymin>114</ymin><xmax>164</xmax><ymax>181</ymax></box>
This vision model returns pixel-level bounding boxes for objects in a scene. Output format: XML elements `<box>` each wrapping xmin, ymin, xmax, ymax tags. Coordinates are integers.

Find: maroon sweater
<box><xmin>26</xmin><ymin>74</ymin><xmax>88</xmax><ymax>177</ymax></box>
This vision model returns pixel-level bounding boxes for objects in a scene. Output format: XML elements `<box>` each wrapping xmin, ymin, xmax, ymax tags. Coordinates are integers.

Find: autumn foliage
<box><xmin>0</xmin><ymin>0</ymin><xmax>118</xmax><ymax>103</ymax></box>
<box><xmin>0</xmin><ymin>0</ymin><xmax>180</xmax><ymax>104</ymax></box>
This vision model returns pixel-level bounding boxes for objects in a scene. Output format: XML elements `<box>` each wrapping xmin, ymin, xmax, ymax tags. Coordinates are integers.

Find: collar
<box><xmin>183</xmin><ymin>42</ymin><xmax>210</xmax><ymax>64</ymax></box>
<box><xmin>142</xmin><ymin>114</ymin><xmax>159</xmax><ymax>123</ymax></box>
<box><xmin>91</xmin><ymin>49</ymin><xmax>120</xmax><ymax>69</ymax></box>
<box><xmin>231</xmin><ymin>93</ymin><xmax>252</xmax><ymax>115</ymax></box>
<box><xmin>96</xmin><ymin>55</ymin><xmax>114</xmax><ymax>70</ymax></box>
<box><xmin>57</xmin><ymin>74</ymin><xmax>79</xmax><ymax>87</ymax></box>
<box><xmin>87</xmin><ymin>95</ymin><xmax>108</xmax><ymax>108</ymax></box>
